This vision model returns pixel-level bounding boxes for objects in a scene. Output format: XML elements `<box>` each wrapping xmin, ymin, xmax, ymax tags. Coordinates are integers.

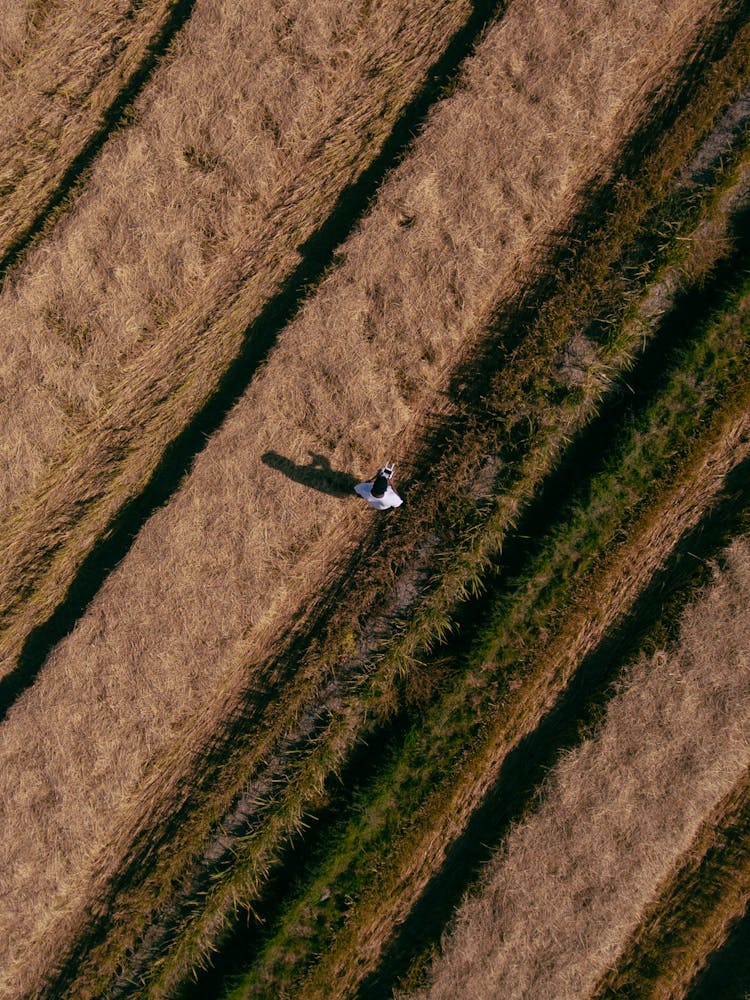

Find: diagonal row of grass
<box><xmin>591</xmin><ymin>766</ymin><xmax>750</xmax><ymax>1000</ymax></box>
<box><xmin>0</xmin><ymin>4</ymin><xmax>743</xmax><ymax>997</ymax></box>
<box><xmin>199</xmin><ymin>252</ymin><xmax>750</xmax><ymax>1000</ymax></box>
<box><xmin>0</xmin><ymin>0</ymin><xmax>481</xmax><ymax>682</ymax></box>
<box><xmin>414</xmin><ymin>532</ymin><xmax>750</xmax><ymax>1000</ymax></box>
<box><xmin>102</xmin><ymin>94</ymin><xmax>750</xmax><ymax>1000</ymax></box>
<box><xmin>53</xmin><ymin>39</ymin><xmax>742</xmax><ymax>991</ymax></box>
<box><xmin>0</xmin><ymin>0</ymin><xmax>196</xmax><ymax>277</ymax></box>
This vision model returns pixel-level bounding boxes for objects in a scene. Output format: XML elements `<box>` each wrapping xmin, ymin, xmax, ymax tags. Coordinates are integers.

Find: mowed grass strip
<box><xmin>413</xmin><ymin>536</ymin><xmax>750</xmax><ymax>1000</ymax></box>
<box><xmin>5</xmin><ymin>3</ymin><xmax>748</xmax><ymax>995</ymax></box>
<box><xmin>591</xmin><ymin>769</ymin><xmax>750</xmax><ymax>1000</ymax></box>
<box><xmin>212</xmin><ymin>273</ymin><xmax>750</xmax><ymax>1000</ymax></box>
<box><xmin>133</xmin><ymin>126</ymin><xmax>750</xmax><ymax>1000</ymax></box>
<box><xmin>0</xmin><ymin>0</ymin><xmax>191</xmax><ymax>273</ymax></box>
<box><xmin>0</xmin><ymin>1</ymin><xmax>739</xmax><ymax>996</ymax></box>
<box><xmin>47</xmin><ymin>50</ymin><xmax>746</xmax><ymax>992</ymax></box>
<box><xmin>0</xmin><ymin>0</ymin><xmax>476</xmax><ymax>678</ymax></box>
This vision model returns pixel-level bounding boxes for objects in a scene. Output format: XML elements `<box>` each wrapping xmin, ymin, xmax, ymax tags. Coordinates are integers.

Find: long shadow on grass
<box><xmin>0</xmin><ymin>0</ymin><xmax>507</xmax><ymax>726</ymax></box>
<box><xmin>177</xmin><ymin>210</ymin><xmax>750</xmax><ymax>1000</ymax></box>
<box><xmin>357</xmin><ymin>442</ymin><xmax>750</xmax><ymax>998</ymax></box>
<box><xmin>0</xmin><ymin>0</ymin><xmax>199</xmax><ymax>282</ymax></box>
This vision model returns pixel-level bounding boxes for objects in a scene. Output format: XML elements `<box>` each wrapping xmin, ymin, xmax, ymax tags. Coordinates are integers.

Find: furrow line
<box><xmin>0</xmin><ymin>0</ymin><xmax>197</xmax><ymax>277</ymax></box>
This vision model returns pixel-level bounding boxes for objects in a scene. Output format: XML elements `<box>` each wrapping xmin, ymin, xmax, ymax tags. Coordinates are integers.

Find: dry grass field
<box><xmin>0</xmin><ymin>0</ymin><xmax>473</xmax><ymax>678</ymax></box>
<box><xmin>0</xmin><ymin>1</ymin><xmax>46</xmax><ymax>68</ymax></box>
<box><xmin>277</xmin><ymin>311</ymin><xmax>750</xmax><ymax>1000</ymax></box>
<box><xmin>592</xmin><ymin>772</ymin><xmax>750</xmax><ymax>999</ymax></box>
<box><xmin>60</xmin><ymin>115</ymin><xmax>750</xmax><ymax>1000</ymax></box>
<box><xmin>0</xmin><ymin>0</ymin><xmax>184</xmax><ymax>268</ymax></box>
<box><xmin>0</xmin><ymin>0</ymin><xmax>747</xmax><ymax>997</ymax></box>
<box><xmin>414</xmin><ymin>535</ymin><xmax>750</xmax><ymax>1000</ymax></box>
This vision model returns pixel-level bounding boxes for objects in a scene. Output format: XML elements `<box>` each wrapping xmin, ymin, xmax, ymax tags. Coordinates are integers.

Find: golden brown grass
<box><xmin>0</xmin><ymin>0</ymin><xmax>736</xmax><ymax>996</ymax></box>
<box><xmin>592</xmin><ymin>772</ymin><xmax>750</xmax><ymax>999</ymax></box>
<box><xmin>412</xmin><ymin>534</ymin><xmax>750</xmax><ymax>1000</ymax></box>
<box><xmin>0</xmin><ymin>0</ymin><xmax>474</xmax><ymax>679</ymax></box>
<box><xmin>0</xmin><ymin>1</ymin><xmax>53</xmax><ymax>71</ymax></box>
<box><xmin>301</xmin><ymin>384</ymin><xmax>750</xmax><ymax>999</ymax></box>
<box><xmin>0</xmin><ymin>0</ymin><xmax>181</xmax><ymax>262</ymax></box>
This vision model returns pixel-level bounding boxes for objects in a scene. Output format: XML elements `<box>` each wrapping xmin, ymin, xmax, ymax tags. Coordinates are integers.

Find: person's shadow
<box><xmin>262</xmin><ymin>451</ymin><xmax>359</xmax><ymax>497</ymax></box>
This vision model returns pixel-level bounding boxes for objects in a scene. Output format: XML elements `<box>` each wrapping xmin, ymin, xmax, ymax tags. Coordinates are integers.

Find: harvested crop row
<box><xmin>112</xmin><ymin>113</ymin><xmax>750</xmax><ymax>1000</ymax></box>
<box><xmin>0</xmin><ymin>0</ymin><xmax>189</xmax><ymax>271</ymax></box>
<box><xmin>0</xmin><ymin>1</ymin><xmax>738</xmax><ymax>997</ymax></box>
<box><xmin>0</xmin><ymin>0</ymin><xmax>477</xmax><ymax>680</ymax></box>
<box><xmin>215</xmin><ymin>273</ymin><xmax>750</xmax><ymax>1000</ymax></box>
<box><xmin>591</xmin><ymin>771</ymin><xmax>750</xmax><ymax>1000</ymax></box>
<box><xmin>413</xmin><ymin>535</ymin><xmax>750</xmax><ymax>1000</ymax></box>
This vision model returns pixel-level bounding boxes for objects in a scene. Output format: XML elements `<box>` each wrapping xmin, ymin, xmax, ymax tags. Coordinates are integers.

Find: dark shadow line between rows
<box><xmin>0</xmin><ymin>0</ymin><xmax>199</xmax><ymax>282</ymax></box>
<box><xmin>687</xmin><ymin>896</ymin><xmax>750</xmax><ymax>1000</ymax></box>
<box><xmin>179</xmin><ymin>208</ymin><xmax>750</xmax><ymax>1000</ymax></box>
<box><xmin>27</xmin><ymin>3</ymin><xmax>750</xmax><ymax>993</ymax></box>
<box><xmin>357</xmin><ymin>454</ymin><xmax>750</xmax><ymax>1000</ymax></box>
<box><xmin>0</xmin><ymin>0</ymin><xmax>508</xmax><ymax>728</ymax></box>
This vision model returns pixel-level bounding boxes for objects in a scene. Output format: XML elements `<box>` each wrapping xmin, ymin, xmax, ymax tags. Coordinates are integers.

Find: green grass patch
<box><xmin>53</xmin><ymin>25</ymin><xmax>750</xmax><ymax>997</ymax></box>
<box><xmin>215</xmin><ymin>266</ymin><xmax>750</xmax><ymax>1000</ymax></box>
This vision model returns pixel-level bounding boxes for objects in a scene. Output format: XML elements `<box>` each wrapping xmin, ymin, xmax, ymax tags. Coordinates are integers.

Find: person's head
<box><xmin>371</xmin><ymin>473</ymin><xmax>389</xmax><ymax>498</ymax></box>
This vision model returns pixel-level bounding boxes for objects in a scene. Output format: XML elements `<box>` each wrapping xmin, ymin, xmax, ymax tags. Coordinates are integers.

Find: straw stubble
<box><xmin>0</xmin><ymin>0</ymin><xmax>734</xmax><ymax>996</ymax></box>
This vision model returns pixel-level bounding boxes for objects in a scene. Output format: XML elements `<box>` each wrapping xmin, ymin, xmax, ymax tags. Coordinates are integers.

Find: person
<box><xmin>354</xmin><ymin>462</ymin><xmax>403</xmax><ymax>510</ymax></box>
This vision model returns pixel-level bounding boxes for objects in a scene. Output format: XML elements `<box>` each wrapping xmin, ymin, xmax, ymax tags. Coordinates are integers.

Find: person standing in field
<box><xmin>354</xmin><ymin>462</ymin><xmax>402</xmax><ymax>510</ymax></box>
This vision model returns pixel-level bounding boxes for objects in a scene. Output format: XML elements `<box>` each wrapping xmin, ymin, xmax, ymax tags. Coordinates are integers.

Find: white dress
<box><xmin>354</xmin><ymin>482</ymin><xmax>403</xmax><ymax>510</ymax></box>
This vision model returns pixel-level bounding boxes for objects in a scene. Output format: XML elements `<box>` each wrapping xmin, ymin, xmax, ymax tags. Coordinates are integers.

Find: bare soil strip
<box><xmin>413</xmin><ymin>533</ymin><xmax>750</xmax><ymax>1000</ymax></box>
<box><xmin>0</xmin><ymin>2</ymin><xmax>738</xmax><ymax>997</ymax></box>
<box><xmin>591</xmin><ymin>769</ymin><xmax>750</xmax><ymax>1000</ymax></box>
<box><xmin>0</xmin><ymin>0</ymin><xmax>193</xmax><ymax>275</ymax></box>
<box><xmin>0</xmin><ymin>0</ymin><xmax>478</xmax><ymax>686</ymax></box>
